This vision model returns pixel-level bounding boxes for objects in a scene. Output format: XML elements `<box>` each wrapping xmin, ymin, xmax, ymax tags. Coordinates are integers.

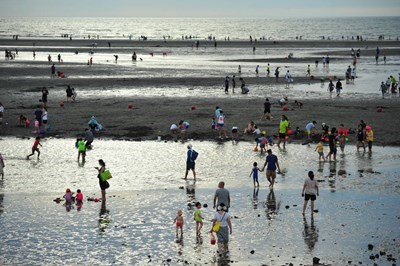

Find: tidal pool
<box><xmin>0</xmin><ymin>138</ymin><xmax>399</xmax><ymax>265</ymax></box>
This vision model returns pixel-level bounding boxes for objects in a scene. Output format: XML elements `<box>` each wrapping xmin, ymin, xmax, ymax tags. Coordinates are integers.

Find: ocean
<box><xmin>1</xmin><ymin>16</ymin><xmax>399</xmax><ymax>41</ymax></box>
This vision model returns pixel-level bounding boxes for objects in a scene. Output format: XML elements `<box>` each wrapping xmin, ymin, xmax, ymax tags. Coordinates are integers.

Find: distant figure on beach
<box><xmin>41</xmin><ymin>87</ymin><xmax>49</xmax><ymax>108</ymax></box>
<box><xmin>238</xmin><ymin>65</ymin><xmax>241</xmax><ymax>74</ymax></box>
<box><xmin>249</xmin><ymin>162</ymin><xmax>261</xmax><ymax>187</ymax></box>
<box><xmin>325</xmin><ymin>127</ymin><xmax>337</xmax><ymax>161</ymax></box>
<box><xmin>266</xmin><ymin>64</ymin><xmax>270</xmax><ymax>76</ymax></box>
<box><xmin>89</xmin><ymin>57</ymin><xmax>93</xmax><ymax>65</ymax></box>
<box><xmin>302</xmin><ymin>171</ymin><xmax>319</xmax><ymax>216</ymax></box>
<box><xmin>84</xmin><ymin>128</ymin><xmax>94</xmax><ymax>148</ymax></box>
<box><xmin>66</xmin><ymin>85</ymin><xmax>73</xmax><ymax>102</ymax></box>
<box><xmin>95</xmin><ymin>159</ymin><xmax>109</xmax><ymax>202</ymax></box>
<box><xmin>322</xmin><ymin>56</ymin><xmax>326</xmax><ymax>68</ymax></box>
<box><xmin>306</xmin><ymin>65</ymin><xmax>311</xmax><ymax>77</ymax></box>
<box><xmin>275</xmin><ymin>67</ymin><xmax>280</xmax><ymax>82</ymax></box>
<box><xmin>71</xmin><ymin>87</ymin><xmax>77</xmax><ymax>102</ymax></box>
<box><xmin>380</xmin><ymin>81</ymin><xmax>387</xmax><ymax>99</ymax></box>
<box><xmin>217</xmin><ymin>110</ymin><xmax>227</xmax><ymax>139</ymax></box>
<box><xmin>335</xmin><ymin>79</ymin><xmax>342</xmax><ymax>97</ymax></box>
<box><xmin>231</xmin><ymin>75</ymin><xmax>236</xmax><ymax>93</ymax></box>
<box><xmin>213</xmin><ymin>181</ymin><xmax>230</xmax><ymax>211</ymax></box>
<box><xmin>174</xmin><ymin>209</ymin><xmax>184</xmax><ymax>237</ymax></box>
<box><xmin>114</xmin><ymin>55</ymin><xmax>118</xmax><ymax>62</ymax></box>
<box><xmin>48</xmin><ymin>54</ymin><xmax>51</xmax><ymax>63</ymax></box>
<box><xmin>184</xmin><ymin>144</ymin><xmax>197</xmax><ymax>180</ymax></box>
<box><xmin>0</xmin><ymin>153</ymin><xmax>4</xmax><ymax>179</ymax></box>
<box><xmin>375</xmin><ymin>46</ymin><xmax>380</xmax><ymax>64</ymax></box>
<box><xmin>351</xmin><ymin>68</ymin><xmax>356</xmax><ymax>84</ymax></box>
<box><xmin>356</xmin><ymin>124</ymin><xmax>366</xmax><ymax>152</ymax></box>
<box><xmin>132</xmin><ymin>52</ymin><xmax>137</xmax><ymax>61</ymax></box>
<box><xmin>224</xmin><ymin>76</ymin><xmax>229</xmax><ymax>94</ymax></box>
<box><xmin>33</xmin><ymin>51</ymin><xmax>36</xmax><ymax>59</ymax></box>
<box><xmin>239</xmin><ymin>78</ymin><xmax>249</xmax><ymax>94</ymax></box>
<box><xmin>365</xmin><ymin>125</ymin><xmax>374</xmax><ymax>153</ymax></box>
<box><xmin>211</xmin><ymin>203</ymin><xmax>232</xmax><ymax>255</ymax></box>
<box><xmin>27</xmin><ymin>136</ymin><xmax>42</xmax><ymax>159</ymax></box>
<box><xmin>305</xmin><ymin>121</ymin><xmax>317</xmax><ymax>139</ymax></box>
<box><xmin>261</xmin><ymin>149</ymin><xmax>281</xmax><ymax>189</ymax></box>
<box><xmin>285</xmin><ymin>70</ymin><xmax>292</xmax><ymax>88</ymax></box>
<box><xmin>34</xmin><ymin>105</ymin><xmax>42</xmax><ymax>126</ymax></box>
<box><xmin>88</xmin><ymin>116</ymin><xmax>103</xmax><ymax>132</ymax></box>
<box><xmin>315</xmin><ymin>141</ymin><xmax>325</xmax><ymax>161</ymax></box>
<box><xmin>328</xmin><ymin>80</ymin><xmax>334</xmax><ymax>96</ymax></box>
<box><xmin>41</xmin><ymin>107</ymin><xmax>48</xmax><ymax>132</ymax></box>
<box><xmin>194</xmin><ymin>202</ymin><xmax>204</xmax><ymax>236</ymax></box>
<box><xmin>278</xmin><ymin>115</ymin><xmax>289</xmax><ymax>149</ymax></box>
<box><xmin>57</xmin><ymin>54</ymin><xmax>61</xmax><ymax>63</ymax></box>
<box><xmin>77</xmin><ymin>138</ymin><xmax>86</xmax><ymax>163</ymax></box>
<box><xmin>255</xmin><ymin>65</ymin><xmax>259</xmax><ymax>75</ymax></box>
<box><xmin>51</xmin><ymin>64</ymin><xmax>56</xmax><ymax>77</ymax></box>
<box><xmin>108</xmin><ymin>42</ymin><xmax>111</xmax><ymax>48</ymax></box>
<box><xmin>261</xmin><ymin>98</ymin><xmax>272</xmax><ymax>121</ymax></box>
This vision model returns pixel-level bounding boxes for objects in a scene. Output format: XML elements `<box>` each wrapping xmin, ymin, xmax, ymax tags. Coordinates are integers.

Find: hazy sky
<box><xmin>1</xmin><ymin>0</ymin><xmax>399</xmax><ymax>17</ymax></box>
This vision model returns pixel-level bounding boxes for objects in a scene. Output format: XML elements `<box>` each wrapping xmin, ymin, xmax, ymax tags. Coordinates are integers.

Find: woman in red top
<box><xmin>27</xmin><ymin>136</ymin><xmax>42</xmax><ymax>159</ymax></box>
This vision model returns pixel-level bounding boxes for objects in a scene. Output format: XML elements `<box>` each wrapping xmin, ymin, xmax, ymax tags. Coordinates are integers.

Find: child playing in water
<box><xmin>174</xmin><ymin>209</ymin><xmax>184</xmax><ymax>237</ymax></box>
<box><xmin>63</xmin><ymin>188</ymin><xmax>73</xmax><ymax>204</ymax></box>
<box><xmin>76</xmin><ymin>189</ymin><xmax>83</xmax><ymax>203</ymax></box>
<box><xmin>194</xmin><ymin>202</ymin><xmax>204</xmax><ymax>236</ymax></box>
<box><xmin>27</xmin><ymin>136</ymin><xmax>42</xmax><ymax>159</ymax></box>
<box><xmin>315</xmin><ymin>141</ymin><xmax>325</xmax><ymax>161</ymax></box>
<box><xmin>249</xmin><ymin>162</ymin><xmax>261</xmax><ymax>187</ymax></box>
<box><xmin>338</xmin><ymin>133</ymin><xmax>346</xmax><ymax>153</ymax></box>
<box><xmin>77</xmin><ymin>138</ymin><xmax>86</xmax><ymax>163</ymax></box>
<box><xmin>259</xmin><ymin>134</ymin><xmax>268</xmax><ymax>153</ymax></box>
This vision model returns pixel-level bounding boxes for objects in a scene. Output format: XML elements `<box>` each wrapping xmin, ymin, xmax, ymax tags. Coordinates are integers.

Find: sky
<box><xmin>1</xmin><ymin>0</ymin><xmax>399</xmax><ymax>18</ymax></box>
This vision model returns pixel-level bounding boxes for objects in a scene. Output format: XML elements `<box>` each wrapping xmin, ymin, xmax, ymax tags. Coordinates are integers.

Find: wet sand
<box><xmin>0</xmin><ymin>39</ymin><xmax>400</xmax><ymax>146</ymax></box>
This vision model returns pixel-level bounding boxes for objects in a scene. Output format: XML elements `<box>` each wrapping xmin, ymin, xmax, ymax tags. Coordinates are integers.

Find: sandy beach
<box><xmin>1</xmin><ymin>39</ymin><xmax>400</xmax><ymax>146</ymax></box>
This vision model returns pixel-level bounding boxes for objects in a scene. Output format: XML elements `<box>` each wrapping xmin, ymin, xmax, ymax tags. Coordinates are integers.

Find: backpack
<box><xmin>191</xmin><ymin>150</ymin><xmax>199</xmax><ymax>161</ymax></box>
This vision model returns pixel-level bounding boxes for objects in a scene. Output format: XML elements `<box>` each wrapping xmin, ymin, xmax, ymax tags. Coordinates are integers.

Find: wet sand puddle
<box><xmin>0</xmin><ymin>138</ymin><xmax>399</xmax><ymax>265</ymax></box>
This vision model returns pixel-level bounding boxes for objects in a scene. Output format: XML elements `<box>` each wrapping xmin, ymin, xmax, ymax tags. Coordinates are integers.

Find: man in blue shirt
<box><xmin>262</xmin><ymin>149</ymin><xmax>281</xmax><ymax>189</ymax></box>
<box><xmin>305</xmin><ymin>121</ymin><xmax>317</xmax><ymax>139</ymax></box>
<box><xmin>184</xmin><ymin>144</ymin><xmax>196</xmax><ymax>180</ymax></box>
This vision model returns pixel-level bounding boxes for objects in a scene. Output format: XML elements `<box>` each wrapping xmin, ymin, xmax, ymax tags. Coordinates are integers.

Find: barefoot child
<box><xmin>302</xmin><ymin>171</ymin><xmax>319</xmax><ymax>216</ymax></box>
<box><xmin>63</xmin><ymin>188</ymin><xmax>74</xmax><ymax>204</ymax></box>
<box><xmin>249</xmin><ymin>162</ymin><xmax>261</xmax><ymax>187</ymax></box>
<box><xmin>194</xmin><ymin>202</ymin><xmax>204</xmax><ymax>236</ymax></box>
<box><xmin>338</xmin><ymin>133</ymin><xmax>346</xmax><ymax>153</ymax></box>
<box><xmin>27</xmin><ymin>136</ymin><xmax>42</xmax><ymax>159</ymax></box>
<box><xmin>315</xmin><ymin>141</ymin><xmax>325</xmax><ymax>161</ymax></box>
<box><xmin>174</xmin><ymin>210</ymin><xmax>184</xmax><ymax>237</ymax></box>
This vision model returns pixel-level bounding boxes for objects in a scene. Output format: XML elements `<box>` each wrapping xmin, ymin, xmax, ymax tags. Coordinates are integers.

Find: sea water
<box><xmin>0</xmin><ymin>138</ymin><xmax>399</xmax><ymax>265</ymax></box>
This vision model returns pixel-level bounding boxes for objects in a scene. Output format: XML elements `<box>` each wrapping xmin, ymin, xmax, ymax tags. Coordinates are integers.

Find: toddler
<box><xmin>249</xmin><ymin>162</ymin><xmax>261</xmax><ymax>187</ymax></box>
<box><xmin>174</xmin><ymin>209</ymin><xmax>184</xmax><ymax>237</ymax></box>
<box><xmin>76</xmin><ymin>189</ymin><xmax>83</xmax><ymax>203</ymax></box>
<box><xmin>63</xmin><ymin>188</ymin><xmax>73</xmax><ymax>204</ymax></box>
<box><xmin>315</xmin><ymin>141</ymin><xmax>325</xmax><ymax>161</ymax></box>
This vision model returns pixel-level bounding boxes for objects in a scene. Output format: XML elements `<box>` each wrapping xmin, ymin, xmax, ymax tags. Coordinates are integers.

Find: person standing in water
<box><xmin>302</xmin><ymin>171</ymin><xmax>319</xmax><ymax>216</ymax></box>
<box><xmin>95</xmin><ymin>159</ymin><xmax>109</xmax><ymax>202</ymax></box>
<box><xmin>184</xmin><ymin>144</ymin><xmax>197</xmax><ymax>180</ymax></box>
<box><xmin>261</xmin><ymin>149</ymin><xmax>281</xmax><ymax>189</ymax></box>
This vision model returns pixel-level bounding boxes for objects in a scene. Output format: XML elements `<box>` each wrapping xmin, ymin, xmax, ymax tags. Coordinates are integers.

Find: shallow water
<box><xmin>0</xmin><ymin>138</ymin><xmax>399</xmax><ymax>265</ymax></box>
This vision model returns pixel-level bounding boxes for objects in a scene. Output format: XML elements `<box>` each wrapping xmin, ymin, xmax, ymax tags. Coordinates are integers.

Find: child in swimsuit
<box><xmin>194</xmin><ymin>202</ymin><xmax>204</xmax><ymax>236</ymax></box>
<box><xmin>174</xmin><ymin>209</ymin><xmax>184</xmax><ymax>237</ymax></box>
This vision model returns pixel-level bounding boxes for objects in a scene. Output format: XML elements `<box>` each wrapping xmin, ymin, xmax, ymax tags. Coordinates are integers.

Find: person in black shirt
<box><xmin>261</xmin><ymin>98</ymin><xmax>272</xmax><ymax>121</ymax></box>
<box><xmin>325</xmin><ymin>127</ymin><xmax>337</xmax><ymax>161</ymax></box>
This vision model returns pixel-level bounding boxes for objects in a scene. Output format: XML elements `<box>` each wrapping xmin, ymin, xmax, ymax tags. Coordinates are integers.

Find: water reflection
<box><xmin>98</xmin><ymin>201</ymin><xmax>111</xmax><ymax>233</ymax></box>
<box><xmin>302</xmin><ymin>216</ymin><xmax>319</xmax><ymax>252</ymax></box>
<box><xmin>328</xmin><ymin>162</ymin><xmax>337</xmax><ymax>192</ymax></box>
<box><xmin>252</xmin><ymin>187</ymin><xmax>259</xmax><ymax>209</ymax></box>
<box><xmin>265</xmin><ymin>189</ymin><xmax>280</xmax><ymax>220</ymax></box>
<box><xmin>186</xmin><ymin>180</ymin><xmax>196</xmax><ymax>205</ymax></box>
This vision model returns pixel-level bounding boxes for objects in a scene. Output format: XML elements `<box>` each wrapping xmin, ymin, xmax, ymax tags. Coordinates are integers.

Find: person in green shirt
<box><xmin>278</xmin><ymin>115</ymin><xmax>289</xmax><ymax>149</ymax></box>
<box><xmin>194</xmin><ymin>202</ymin><xmax>204</xmax><ymax>236</ymax></box>
<box><xmin>77</xmin><ymin>138</ymin><xmax>86</xmax><ymax>163</ymax></box>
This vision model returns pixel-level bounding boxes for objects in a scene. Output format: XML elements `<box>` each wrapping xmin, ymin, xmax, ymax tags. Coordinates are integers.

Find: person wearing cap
<box><xmin>63</xmin><ymin>188</ymin><xmax>73</xmax><ymax>204</ymax></box>
<box><xmin>261</xmin><ymin>149</ymin><xmax>281</xmax><ymax>189</ymax></box>
<box><xmin>184</xmin><ymin>144</ymin><xmax>196</xmax><ymax>180</ymax></box>
<box><xmin>302</xmin><ymin>171</ymin><xmax>319</xmax><ymax>216</ymax></box>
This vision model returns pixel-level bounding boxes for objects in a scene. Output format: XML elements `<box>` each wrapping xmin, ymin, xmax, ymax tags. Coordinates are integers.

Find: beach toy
<box><xmin>345</xmin><ymin>137</ymin><xmax>349</xmax><ymax>142</ymax></box>
<box><xmin>377</xmin><ymin>107</ymin><xmax>382</xmax><ymax>112</ymax></box>
<box><xmin>59</xmin><ymin>102</ymin><xmax>64</xmax><ymax>107</ymax></box>
<box><xmin>285</xmin><ymin>136</ymin><xmax>289</xmax><ymax>140</ymax></box>
<box><xmin>191</xmin><ymin>105</ymin><xmax>196</xmax><ymax>110</ymax></box>
<box><xmin>128</xmin><ymin>104</ymin><xmax>133</xmax><ymax>109</ymax></box>
<box><xmin>261</xmin><ymin>130</ymin><xmax>266</xmax><ymax>135</ymax></box>
<box><xmin>253</xmin><ymin>147</ymin><xmax>259</xmax><ymax>152</ymax></box>
<box><xmin>282</xmin><ymin>105</ymin><xmax>288</xmax><ymax>111</ymax></box>
<box><xmin>287</xmin><ymin>129</ymin><xmax>293</xmax><ymax>135</ymax></box>
<box><xmin>94</xmin><ymin>198</ymin><xmax>99</xmax><ymax>202</ymax></box>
